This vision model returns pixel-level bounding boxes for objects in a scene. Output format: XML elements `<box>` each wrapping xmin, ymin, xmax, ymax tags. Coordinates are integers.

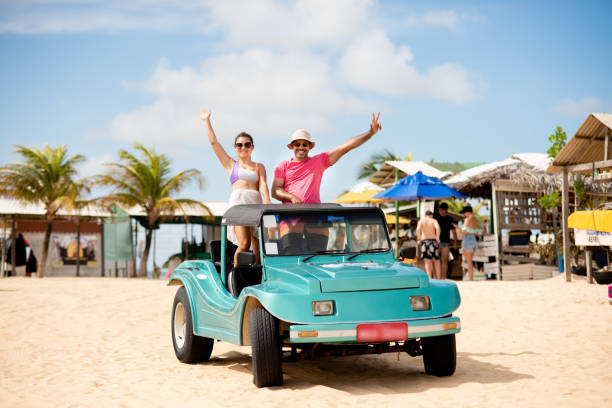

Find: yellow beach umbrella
<box><xmin>568</xmin><ymin>210</ymin><xmax>612</xmax><ymax>233</ymax></box>
<box><xmin>385</xmin><ymin>214</ymin><xmax>411</xmax><ymax>224</ymax></box>
<box><xmin>333</xmin><ymin>181</ymin><xmax>384</xmax><ymax>204</ymax></box>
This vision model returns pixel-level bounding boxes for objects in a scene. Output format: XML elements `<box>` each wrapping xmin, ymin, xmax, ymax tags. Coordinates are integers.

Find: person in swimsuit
<box><xmin>200</xmin><ymin>109</ymin><xmax>271</xmax><ymax>266</ymax></box>
<box><xmin>416</xmin><ymin>210</ymin><xmax>441</xmax><ymax>279</ymax></box>
<box><xmin>460</xmin><ymin>205</ymin><xmax>479</xmax><ymax>280</ymax></box>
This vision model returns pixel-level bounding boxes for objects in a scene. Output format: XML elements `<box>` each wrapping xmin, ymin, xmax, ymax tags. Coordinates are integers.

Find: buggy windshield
<box><xmin>260</xmin><ymin>211</ymin><xmax>391</xmax><ymax>256</ymax></box>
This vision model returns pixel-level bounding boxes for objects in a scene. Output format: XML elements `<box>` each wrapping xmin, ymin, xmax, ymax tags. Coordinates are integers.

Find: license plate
<box><xmin>356</xmin><ymin>322</ymin><xmax>408</xmax><ymax>342</ymax></box>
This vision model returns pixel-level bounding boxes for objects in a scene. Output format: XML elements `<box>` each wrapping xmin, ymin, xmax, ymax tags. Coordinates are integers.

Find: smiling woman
<box><xmin>200</xmin><ymin>108</ymin><xmax>271</xmax><ymax>266</ymax></box>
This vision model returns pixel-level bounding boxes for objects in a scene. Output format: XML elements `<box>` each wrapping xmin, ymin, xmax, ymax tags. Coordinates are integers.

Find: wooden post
<box><xmin>395</xmin><ymin>168</ymin><xmax>400</xmax><ymax>258</ymax></box>
<box><xmin>100</xmin><ymin>220</ymin><xmax>105</xmax><ymax>277</ymax></box>
<box><xmin>76</xmin><ymin>217</ymin><xmax>81</xmax><ymax>277</ymax></box>
<box><xmin>605</xmin><ymin>127</ymin><xmax>609</xmax><ymax>161</ymax></box>
<box><xmin>11</xmin><ymin>217</ymin><xmax>16</xmax><ymax>277</ymax></box>
<box><xmin>1</xmin><ymin>216</ymin><xmax>6</xmax><ymax>278</ymax></box>
<box><xmin>561</xmin><ymin>167</ymin><xmax>571</xmax><ymax>282</ymax></box>
<box><xmin>585</xmin><ymin>248</ymin><xmax>593</xmax><ymax>284</ymax></box>
<box><xmin>130</xmin><ymin>218</ymin><xmax>136</xmax><ymax>278</ymax></box>
<box><xmin>492</xmin><ymin>183</ymin><xmax>501</xmax><ymax>280</ymax></box>
<box><xmin>184</xmin><ymin>222</ymin><xmax>189</xmax><ymax>260</ymax></box>
<box><xmin>133</xmin><ymin>219</ymin><xmax>138</xmax><ymax>278</ymax></box>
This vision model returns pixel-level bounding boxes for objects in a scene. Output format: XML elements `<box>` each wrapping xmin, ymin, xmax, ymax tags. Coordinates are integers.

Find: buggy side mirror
<box><xmin>236</xmin><ymin>251</ymin><xmax>256</xmax><ymax>267</ymax></box>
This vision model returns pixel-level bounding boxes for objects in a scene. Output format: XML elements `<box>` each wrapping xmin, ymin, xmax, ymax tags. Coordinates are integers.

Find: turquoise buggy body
<box><xmin>170</xmin><ymin>204</ymin><xmax>461</xmax><ymax>387</ymax></box>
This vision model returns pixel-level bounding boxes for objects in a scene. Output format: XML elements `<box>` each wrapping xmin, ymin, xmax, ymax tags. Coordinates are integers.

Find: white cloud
<box><xmin>422</xmin><ymin>11</ymin><xmax>459</xmax><ymax>29</ymax></box>
<box><xmin>553</xmin><ymin>97</ymin><xmax>607</xmax><ymax>120</ymax></box>
<box><xmin>0</xmin><ymin>0</ymin><xmax>206</xmax><ymax>34</ymax></box>
<box><xmin>109</xmin><ymin>51</ymin><xmax>367</xmax><ymax>149</ymax></box>
<box><xmin>76</xmin><ymin>152</ymin><xmax>114</xmax><ymax>179</ymax></box>
<box><xmin>338</xmin><ymin>31</ymin><xmax>477</xmax><ymax>104</ymax></box>
<box><xmin>205</xmin><ymin>0</ymin><xmax>374</xmax><ymax>50</ymax></box>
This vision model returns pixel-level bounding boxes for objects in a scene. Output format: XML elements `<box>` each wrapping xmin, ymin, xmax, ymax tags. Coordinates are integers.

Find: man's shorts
<box><xmin>420</xmin><ymin>239</ymin><xmax>440</xmax><ymax>260</ymax></box>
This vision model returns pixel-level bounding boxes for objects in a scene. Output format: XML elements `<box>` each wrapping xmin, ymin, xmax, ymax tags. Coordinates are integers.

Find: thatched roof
<box><xmin>444</xmin><ymin>154</ymin><xmax>551</xmax><ymax>197</ymax></box>
<box><xmin>445</xmin><ymin>153</ymin><xmax>611</xmax><ymax>198</ymax></box>
<box><xmin>444</xmin><ymin>153</ymin><xmax>612</xmax><ymax>198</ymax></box>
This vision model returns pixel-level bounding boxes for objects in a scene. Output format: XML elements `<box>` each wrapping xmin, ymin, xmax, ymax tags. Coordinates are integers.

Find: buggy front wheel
<box><xmin>172</xmin><ymin>286</ymin><xmax>214</xmax><ymax>363</ymax></box>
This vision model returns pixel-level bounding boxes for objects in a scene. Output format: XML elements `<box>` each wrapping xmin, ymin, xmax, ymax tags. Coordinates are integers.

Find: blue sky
<box><xmin>1</xmin><ymin>0</ymin><xmax>611</xmax><ymax>203</ymax></box>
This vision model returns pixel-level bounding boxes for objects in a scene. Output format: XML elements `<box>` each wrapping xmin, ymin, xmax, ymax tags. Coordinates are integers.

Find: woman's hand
<box><xmin>369</xmin><ymin>112</ymin><xmax>381</xmax><ymax>134</ymax></box>
<box><xmin>199</xmin><ymin>109</ymin><xmax>211</xmax><ymax>121</ymax></box>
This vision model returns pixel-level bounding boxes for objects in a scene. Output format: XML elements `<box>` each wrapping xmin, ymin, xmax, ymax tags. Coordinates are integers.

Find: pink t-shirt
<box><xmin>274</xmin><ymin>152</ymin><xmax>331</xmax><ymax>203</ymax></box>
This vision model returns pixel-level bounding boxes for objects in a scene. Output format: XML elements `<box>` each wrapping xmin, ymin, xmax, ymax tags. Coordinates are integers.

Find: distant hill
<box><xmin>428</xmin><ymin>161</ymin><xmax>486</xmax><ymax>174</ymax></box>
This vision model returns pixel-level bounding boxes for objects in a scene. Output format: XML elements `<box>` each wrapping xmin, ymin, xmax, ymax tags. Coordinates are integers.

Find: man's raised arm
<box><xmin>328</xmin><ymin>112</ymin><xmax>381</xmax><ymax>165</ymax></box>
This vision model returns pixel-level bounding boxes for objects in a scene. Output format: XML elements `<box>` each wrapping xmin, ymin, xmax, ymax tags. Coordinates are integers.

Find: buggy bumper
<box><xmin>289</xmin><ymin>316</ymin><xmax>460</xmax><ymax>344</ymax></box>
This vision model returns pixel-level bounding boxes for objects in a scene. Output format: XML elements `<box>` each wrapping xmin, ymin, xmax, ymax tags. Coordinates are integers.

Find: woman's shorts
<box><xmin>227</xmin><ymin>189</ymin><xmax>263</xmax><ymax>246</ymax></box>
<box><xmin>420</xmin><ymin>239</ymin><xmax>440</xmax><ymax>260</ymax></box>
<box><xmin>462</xmin><ymin>234</ymin><xmax>478</xmax><ymax>252</ymax></box>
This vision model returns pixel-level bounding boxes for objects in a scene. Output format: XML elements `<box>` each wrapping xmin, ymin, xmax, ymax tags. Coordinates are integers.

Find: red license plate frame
<box><xmin>356</xmin><ymin>322</ymin><xmax>408</xmax><ymax>342</ymax></box>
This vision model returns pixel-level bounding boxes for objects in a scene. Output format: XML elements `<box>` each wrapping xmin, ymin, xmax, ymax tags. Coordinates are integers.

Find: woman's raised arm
<box><xmin>200</xmin><ymin>109</ymin><xmax>234</xmax><ymax>172</ymax></box>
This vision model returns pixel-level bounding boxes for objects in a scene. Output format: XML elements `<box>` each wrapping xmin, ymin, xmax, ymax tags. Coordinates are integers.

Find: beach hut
<box><xmin>546</xmin><ymin>113</ymin><xmax>612</xmax><ymax>282</ymax></box>
<box><xmin>446</xmin><ymin>153</ymin><xmax>567</xmax><ymax>279</ymax></box>
<box><xmin>0</xmin><ymin>198</ymin><xmax>111</xmax><ymax>277</ymax></box>
<box><xmin>447</xmin><ymin>150</ymin><xmax>612</xmax><ymax>280</ymax></box>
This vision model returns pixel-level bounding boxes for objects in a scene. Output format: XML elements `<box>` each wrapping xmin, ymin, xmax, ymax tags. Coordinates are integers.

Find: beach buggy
<box><xmin>169</xmin><ymin>204</ymin><xmax>461</xmax><ymax>387</ymax></box>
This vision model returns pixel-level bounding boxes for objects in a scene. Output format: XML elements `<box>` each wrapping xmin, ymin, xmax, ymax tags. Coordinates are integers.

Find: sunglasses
<box><xmin>234</xmin><ymin>142</ymin><xmax>253</xmax><ymax>149</ymax></box>
<box><xmin>292</xmin><ymin>142</ymin><xmax>311</xmax><ymax>148</ymax></box>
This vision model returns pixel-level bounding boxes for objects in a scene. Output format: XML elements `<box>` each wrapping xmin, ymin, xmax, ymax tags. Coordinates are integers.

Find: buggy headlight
<box><xmin>312</xmin><ymin>300</ymin><xmax>335</xmax><ymax>316</ymax></box>
<box><xmin>410</xmin><ymin>295</ymin><xmax>430</xmax><ymax>311</ymax></box>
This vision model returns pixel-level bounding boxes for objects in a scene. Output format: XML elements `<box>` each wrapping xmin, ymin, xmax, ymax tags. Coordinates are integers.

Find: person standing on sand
<box><xmin>199</xmin><ymin>109</ymin><xmax>271</xmax><ymax>266</ymax></box>
<box><xmin>416</xmin><ymin>210</ymin><xmax>441</xmax><ymax>279</ymax></box>
<box><xmin>434</xmin><ymin>202</ymin><xmax>457</xmax><ymax>279</ymax></box>
<box><xmin>460</xmin><ymin>205</ymin><xmax>479</xmax><ymax>281</ymax></box>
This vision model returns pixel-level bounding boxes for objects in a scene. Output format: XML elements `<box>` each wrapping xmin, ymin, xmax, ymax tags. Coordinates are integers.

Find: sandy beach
<box><xmin>0</xmin><ymin>275</ymin><xmax>610</xmax><ymax>408</ymax></box>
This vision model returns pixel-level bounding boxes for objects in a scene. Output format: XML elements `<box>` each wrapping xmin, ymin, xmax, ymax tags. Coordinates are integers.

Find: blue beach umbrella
<box><xmin>373</xmin><ymin>171</ymin><xmax>467</xmax><ymax>201</ymax></box>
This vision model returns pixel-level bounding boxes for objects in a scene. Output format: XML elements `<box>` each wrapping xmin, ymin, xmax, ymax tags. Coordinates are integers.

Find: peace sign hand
<box><xmin>370</xmin><ymin>112</ymin><xmax>381</xmax><ymax>134</ymax></box>
<box><xmin>199</xmin><ymin>109</ymin><xmax>211</xmax><ymax>121</ymax></box>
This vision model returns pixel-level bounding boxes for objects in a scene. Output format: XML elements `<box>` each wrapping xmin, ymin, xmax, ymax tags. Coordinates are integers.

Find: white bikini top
<box><xmin>230</xmin><ymin>161</ymin><xmax>258</xmax><ymax>184</ymax></box>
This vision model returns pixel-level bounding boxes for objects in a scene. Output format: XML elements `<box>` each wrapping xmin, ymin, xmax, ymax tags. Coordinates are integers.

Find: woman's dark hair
<box><xmin>235</xmin><ymin>132</ymin><xmax>253</xmax><ymax>144</ymax></box>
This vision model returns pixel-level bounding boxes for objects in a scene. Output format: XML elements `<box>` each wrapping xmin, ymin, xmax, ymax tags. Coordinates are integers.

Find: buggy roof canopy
<box><xmin>222</xmin><ymin>203</ymin><xmax>388</xmax><ymax>227</ymax></box>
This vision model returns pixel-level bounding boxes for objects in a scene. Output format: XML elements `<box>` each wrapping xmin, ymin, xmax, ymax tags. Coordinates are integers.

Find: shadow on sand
<box><xmin>201</xmin><ymin>349</ymin><xmax>535</xmax><ymax>394</ymax></box>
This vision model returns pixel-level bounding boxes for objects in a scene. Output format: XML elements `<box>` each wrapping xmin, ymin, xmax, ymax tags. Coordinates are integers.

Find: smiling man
<box><xmin>272</xmin><ymin>112</ymin><xmax>381</xmax><ymax>204</ymax></box>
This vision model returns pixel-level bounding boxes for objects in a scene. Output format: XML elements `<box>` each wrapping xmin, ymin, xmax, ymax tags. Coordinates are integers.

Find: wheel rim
<box><xmin>174</xmin><ymin>302</ymin><xmax>187</xmax><ymax>349</ymax></box>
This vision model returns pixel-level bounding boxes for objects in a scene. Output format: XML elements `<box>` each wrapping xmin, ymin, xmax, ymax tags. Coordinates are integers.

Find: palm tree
<box><xmin>96</xmin><ymin>144</ymin><xmax>207</xmax><ymax>278</ymax></box>
<box><xmin>0</xmin><ymin>145</ymin><xmax>85</xmax><ymax>277</ymax></box>
<box><xmin>357</xmin><ymin>149</ymin><xmax>402</xmax><ymax>179</ymax></box>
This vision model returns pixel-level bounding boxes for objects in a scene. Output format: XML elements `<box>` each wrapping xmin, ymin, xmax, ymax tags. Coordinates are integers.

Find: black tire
<box><xmin>422</xmin><ymin>334</ymin><xmax>456</xmax><ymax>376</ymax></box>
<box><xmin>172</xmin><ymin>286</ymin><xmax>214</xmax><ymax>363</ymax></box>
<box><xmin>250</xmin><ymin>308</ymin><xmax>283</xmax><ymax>387</ymax></box>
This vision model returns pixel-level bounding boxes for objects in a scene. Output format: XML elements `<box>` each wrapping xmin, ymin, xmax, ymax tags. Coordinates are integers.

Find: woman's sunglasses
<box><xmin>235</xmin><ymin>142</ymin><xmax>253</xmax><ymax>149</ymax></box>
<box><xmin>292</xmin><ymin>142</ymin><xmax>311</xmax><ymax>148</ymax></box>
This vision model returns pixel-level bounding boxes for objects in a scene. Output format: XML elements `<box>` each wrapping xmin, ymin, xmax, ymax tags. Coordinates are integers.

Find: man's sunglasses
<box><xmin>292</xmin><ymin>142</ymin><xmax>311</xmax><ymax>148</ymax></box>
<box><xmin>235</xmin><ymin>142</ymin><xmax>253</xmax><ymax>149</ymax></box>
